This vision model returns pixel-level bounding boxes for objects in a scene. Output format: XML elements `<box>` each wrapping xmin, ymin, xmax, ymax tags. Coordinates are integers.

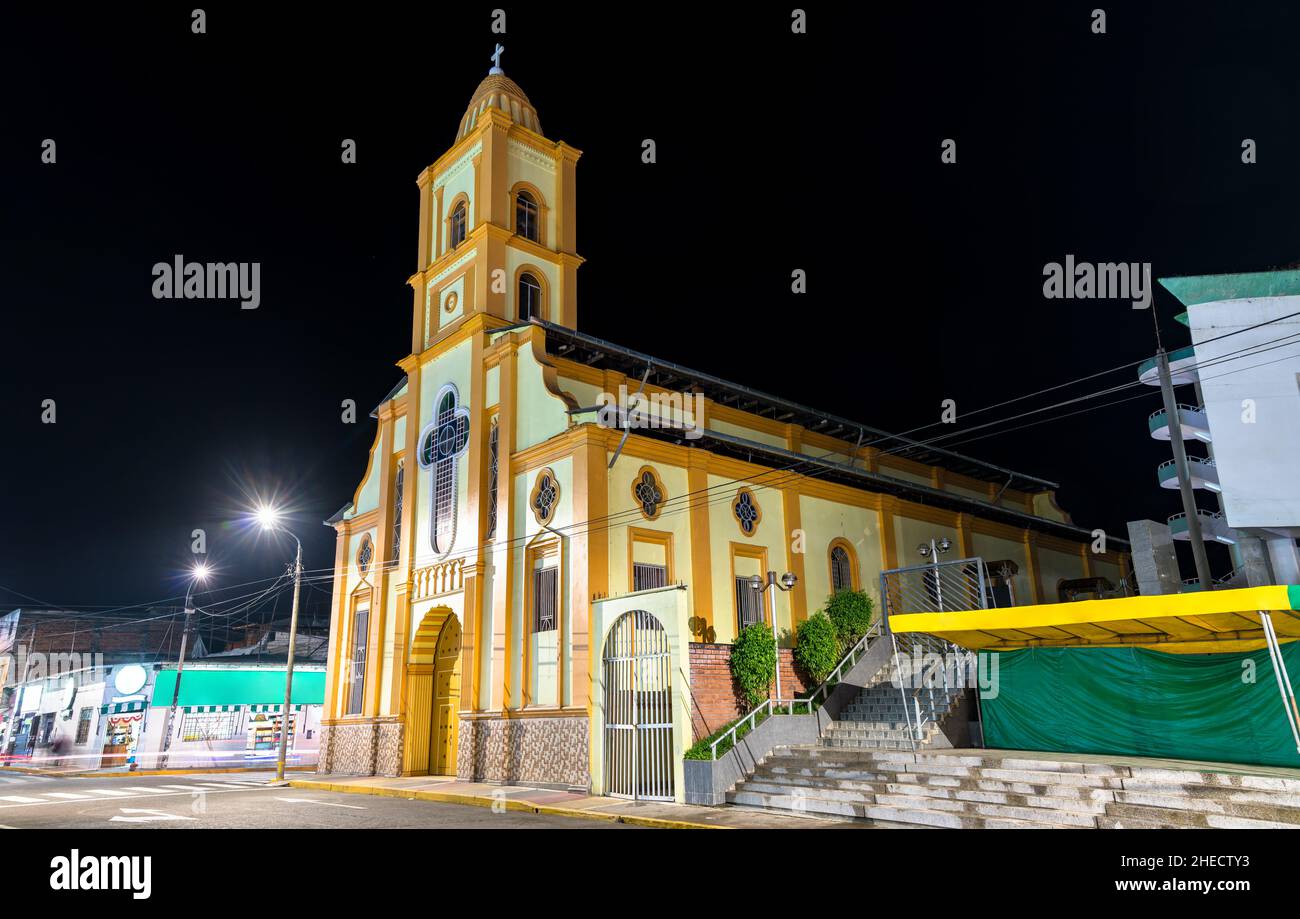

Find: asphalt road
<box><xmin>0</xmin><ymin>769</ymin><xmax>639</xmax><ymax>829</ymax></box>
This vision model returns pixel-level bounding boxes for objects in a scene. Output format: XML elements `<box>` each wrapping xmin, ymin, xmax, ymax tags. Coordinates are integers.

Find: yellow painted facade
<box><xmin>320</xmin><ymin>64</ymin><xmax>1128</xmax><ymax>799</ymax></box>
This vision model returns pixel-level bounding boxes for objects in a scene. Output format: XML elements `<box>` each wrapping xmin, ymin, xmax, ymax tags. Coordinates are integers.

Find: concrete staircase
<box><xmin>726</xmin><ymin>747</ymin><xmax>1300</xmax><ymax>828</ymax></box>
<box><xmin>821</xmin><ymin>679</ymin><xmax>964</xmax><ymax>750</ymax></box>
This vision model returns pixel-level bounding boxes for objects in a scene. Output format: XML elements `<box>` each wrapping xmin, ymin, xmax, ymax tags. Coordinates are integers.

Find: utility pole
<box><xmin>159</xmin><ymin>566</ymin><xmax>208</xmax><ymax>770</ymax></box>
<box><xmin>1157</xmin><ymin>348</ymin><xmax>1214</xmax><ymax>590</ymax></box>
<box><xmin>275</xmin><ymin>538</ymin><xmax>303</xmax><ymax>783</ymax></box>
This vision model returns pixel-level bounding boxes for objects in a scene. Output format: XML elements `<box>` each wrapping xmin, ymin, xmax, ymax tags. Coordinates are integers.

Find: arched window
<box><xmin>829</xmin><ymin>539</ymin><xmax>858</xmax><ymax>593</ymax></box>
<box><xmin>519</xmin><ymin>272</ymin><xmax>543</xmax><ymax>321</ymax></box>
<box><xmin>486</xmin><ymin>418</ymin><xmax>499</xmax><ymax>540</ymax></box>
<box><xmin>516</xmin><ymin>190</ymin><xmax>540</xmax><ymax>242</ymax></box>
<box><xmin>390</xmin><ymin>462</ymin><xmax>404</xmax><ymax>562</ymax></box>
<box><xmin>449</xmin><ymin>200</ymin><xmax>467</xmax><ymax>249</ymax></box>
<box><xmin>419</xmin><ymin>384</ymin><xmax>471</xmax><ymax>556</ymax></box>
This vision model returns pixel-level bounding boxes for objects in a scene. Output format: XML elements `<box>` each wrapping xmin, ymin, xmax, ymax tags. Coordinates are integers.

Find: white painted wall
<box><xmin>1188</xmin><ymin>296</ymin><xmax>1300</xmax><ymax>532</ymax></box>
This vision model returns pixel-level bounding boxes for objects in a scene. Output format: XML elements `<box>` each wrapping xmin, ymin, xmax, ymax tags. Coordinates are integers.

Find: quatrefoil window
<box><xmin>732</xmin><ymin>488</ymin><xmax>762</xmax><ymax>537</ymax></box>
<box><xmin>632</xmin><ymin>466</ymin><xmax>666</xmax><ymax>520</ymax></box>
<box><xmin>530</xmin><ymin>467</ymin><xmax>560</xmax><ymax>526</ymax></box>
<box><xmin>357</xmin><ymin>534</ymin><xmax>373</xmax><ymax>576</ymax></box>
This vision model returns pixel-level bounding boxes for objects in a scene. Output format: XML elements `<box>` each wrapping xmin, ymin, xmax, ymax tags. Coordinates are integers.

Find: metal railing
<box><xmin>881</xmin><ymin>557</ymin><xmax>986</xmax><ymax>750</ymax></box>
<box><xmin>707</xmin><ymin>620</ymin><xmax>885</xmax><ymax>760</ymax></box>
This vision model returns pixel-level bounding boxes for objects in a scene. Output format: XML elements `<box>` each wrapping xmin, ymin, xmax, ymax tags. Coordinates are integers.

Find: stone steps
<box><xmin>725</xmin><ymin>747</ymin><xmax>1300</xmax><ymax>829</ymax></box>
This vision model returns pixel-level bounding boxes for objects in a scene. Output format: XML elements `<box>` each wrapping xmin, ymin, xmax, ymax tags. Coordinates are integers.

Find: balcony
<box><xmin>1148</xmin><ymin>404</ymin><xmax>1211</xmax><ymax>442</ymax></box>
<box><xmin>1138</xmin><ymin>345</ymin><xmax>1198</xmax><ymax>386</ymax></box>
<box><xmin>1157</xmin><ymin>456</ymin><xmax>1220</xmax><ymax>492</ymax></box>
<box><xmin>1168</xmin><ymin>509</ymin><xmax>1237</xmax><ymax>545</ymax></box>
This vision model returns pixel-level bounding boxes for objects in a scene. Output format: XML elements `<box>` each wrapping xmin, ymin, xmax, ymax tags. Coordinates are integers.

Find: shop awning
<box><xmin>888</xmin><ymin>584</ymin><xmax>1300</xmax><ymax>654</ymax></box>
<box><xmin>151</xmin><ymin>669</ymin><xmax>325</xmax><ymax>708</ymax></box>
<box><xmin>100</xmin><ymin>700</ymin><xmax>146</xmax><ymax>715</ymax></box>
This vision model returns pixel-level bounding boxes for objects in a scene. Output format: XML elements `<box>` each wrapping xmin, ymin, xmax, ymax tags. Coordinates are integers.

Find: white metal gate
<box><xmin>602</xmin><ymin>609</ymin><xmax>674</xmax><ymax>801</ymax></box>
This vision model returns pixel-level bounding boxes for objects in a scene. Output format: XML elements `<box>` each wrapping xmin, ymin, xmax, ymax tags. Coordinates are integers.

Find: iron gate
<box><xmin>602</xmin><ymin>609</ymin><xmax>674</xmax><ymax>801</ymax></box>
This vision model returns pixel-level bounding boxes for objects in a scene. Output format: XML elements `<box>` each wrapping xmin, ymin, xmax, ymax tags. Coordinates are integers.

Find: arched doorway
<box><xmin>602</xmin><ymin>609</ymin><xmax>674</xmax><ymax>801</ymax></box>
<box><xmin>403</xmin><ymin>605</ymin><xmax>461</xmax><ymax>777</ymax></box>
<box><xmin>429</xmin><ymin>615</ymin><xmax>461</xmax><ymax>775</ymax></box>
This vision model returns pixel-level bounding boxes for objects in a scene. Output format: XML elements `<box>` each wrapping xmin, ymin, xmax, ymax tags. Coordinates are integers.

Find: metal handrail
<box><xmin>707</xmin><ymin>620</ymin><xmax>884</xmax><ymax>760</ymax></box>
<box><xmin>1148</xmin><ymin>403</ymin><xmax>1204</xmax><ymax>421</ymax></box>
<box><xmin>802</xmin><ymin>620</ymin><xmax>884</xmax><ymax>710</ymax></box>
<box><xmin>1158</xmin><ymin>456</ymin><xmax>1215</xmax><ymax>470</ymax></box>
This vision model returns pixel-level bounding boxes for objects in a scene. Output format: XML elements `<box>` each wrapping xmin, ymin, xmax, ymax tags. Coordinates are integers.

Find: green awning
<box><xmin>151</xmin><ymin>669</ymin><xmax>325</xmax><ymax>708</ymax></box>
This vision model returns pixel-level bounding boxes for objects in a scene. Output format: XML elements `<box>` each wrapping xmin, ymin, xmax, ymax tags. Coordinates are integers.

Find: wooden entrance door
<box><xmin>429</xmin><ymin>616</ymin><xmax>462</xmax><ymax>776</ymax></box>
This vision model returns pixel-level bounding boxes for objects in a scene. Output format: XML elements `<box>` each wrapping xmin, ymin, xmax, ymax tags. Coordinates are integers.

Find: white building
<box><xmin>1151</xmin><ymin>269</ymin><xmax>1300</xmax><ymax>584</ymax></box>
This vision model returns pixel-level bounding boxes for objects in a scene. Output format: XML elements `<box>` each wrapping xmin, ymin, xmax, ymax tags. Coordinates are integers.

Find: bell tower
<box><xmin>409</xmin><ymin>47</ymin><xmax>583</xmax><ymax>354</ymax></box>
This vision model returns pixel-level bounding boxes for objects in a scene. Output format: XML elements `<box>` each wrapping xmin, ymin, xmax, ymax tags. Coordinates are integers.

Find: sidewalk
<box><xmin>292</xmin><ymin>773</ymin><xmax>869</xmax><ymax>829</ymax></box>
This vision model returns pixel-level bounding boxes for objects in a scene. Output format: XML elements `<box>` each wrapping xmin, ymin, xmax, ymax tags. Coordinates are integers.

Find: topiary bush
<box><xmin>729</xmin><ymin>622</ymin><xmax>777</xmax><ymax>709</ymax></box>
<box><xmin>794</xmin><ymin>612</ymin><xmax>839</xmax><ymax>685</ymax></box>
<box><xmin>824</xmin><ymin>589</ymin><xmax>875</xmax><ymax>652</ymax></box>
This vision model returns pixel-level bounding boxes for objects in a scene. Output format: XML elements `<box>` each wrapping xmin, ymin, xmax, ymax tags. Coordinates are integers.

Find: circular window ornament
<box><xmin>732</xmin><ymin>487</ymin><xmax>762</xmax><ymax>537</ymax></box>
<box><xmin>632</xmin><ymin>466</ymin><xmax>666</xmax><ymax>520</ymax></box>
<box><xmin>530</xmin><ymin>467</ymin><xmax>560</xmax><ymax>526</ymax></box>
<box><xmin>113</xmin><ymin>664</ymin><xmax>147</xmax><ymax>696</ymax></box>
<box><xmin>357</xmin><ymin>534</ymin><xmax>374</xmax><ymax>576</ymax></box>
<box><xmin>443</xmin><ymin>290</ymin><xmax>459</xmax><ymax>313</ymax></box>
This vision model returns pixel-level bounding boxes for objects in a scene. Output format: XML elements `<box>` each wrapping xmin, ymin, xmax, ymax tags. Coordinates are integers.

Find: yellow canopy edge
<box><xmin>887</xmin><ymin>584</ymin><xmax>1300</xmax><ymax>653</ymax></box>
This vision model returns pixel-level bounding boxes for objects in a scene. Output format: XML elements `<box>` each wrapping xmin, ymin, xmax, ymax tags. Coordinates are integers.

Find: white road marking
<box><xmin>157</xmin><ymin>785</ymin><xmax>209</xmax><ymax>791</ymax></box>
<box><xmin>273</xmin><ymin>796</ymin><xmax>366</xmax><ymax>810</ymax></box>
<box><xmin>0</xmin><ymin>781</ymin><xmax>273</xmax><ymax>809</ymax></box>
<box><xmin>45</xmin><ymin>792</ymin><xmax>90</xmax><ymax>800</ymax></box>
<box><xmin>109</xmin><ymin>808</ymin><xmax>197</xmax><ymax>823</ymax></box>
<box><xmin>122</xmin><ymin>786</ymin><xmax>174</xmax><ymax>794</ymax></box>
<box><xmin>194</xmin><ymin>783</ymin><xmax>241</xmax><ymax>789</ymax></box>
<box><xmin>85</xmin><ymin>788</ymin><xmax>133</xmax><ymax>797</ymax></box>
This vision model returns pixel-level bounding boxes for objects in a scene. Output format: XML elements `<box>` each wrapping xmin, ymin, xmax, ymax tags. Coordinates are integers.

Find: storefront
<box><xmin>138</xmin><ymin>666</ymin><xmax>325</xmax><ymax>770</ymax></box>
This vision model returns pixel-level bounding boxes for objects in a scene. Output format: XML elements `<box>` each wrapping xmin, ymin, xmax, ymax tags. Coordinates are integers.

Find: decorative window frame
<box><xmin>419</xmin><ymin>382</ymin><xmax>472</xmax><ymax>558</ymax></box>
<box><xmin>390</xmin><ymin>458</ymin><xmax>405</xmax><ymax>563</ymax></box>
<box><xmin>628</xmin><ymin>526</ymin><xmax>674</xmax><ymax>592</ymax></box>
<box><xmin>522</xmin><ymin>532</ymin><xmax>564</xmax><ymax>709</ymax></box>
<box><xmin>630</xmin><ymin>465</ymin><xmax>667</xmax><ymax>520</ymax></box>
<box><xmin>529</xmin><ymin>466</ymin><xmax>561</xmax><ymax>527</ymax></box>
<box><xmin>828</xmin><ymin>537</ymin><xmax>859</xmax><ymax>592</ymax></box>
<box><xmin>514</xmin><ymin>263</ymin><xmax>550</xmax><ymax>322</ymax></box>
<box><xmin>509</xmin><ymin>181</ymin><xmax>549</xmax><ymax>246</ymax></box>
<box><xmin>341</xmin><ymin>587</ymin><xmax>372</xmax><ymax>719</ymax></box>
<box><xmin>356</xmin><ymin>533</ymin><xmax>374</xmax><ymax>579</ymax></box>
<box><xmin>729</xmin><ymin>541</ymin><xmax>770</xmax><ymax>633</ymax></box>
<box><xmin>732</xmin><ymin>487</ymin><xmax>762</xmax><ymax>537</ymax></box>
<box><xmin>444</xmin><ymin>192</ymin><xmax>470</xmax><ymax>253</ymax></box>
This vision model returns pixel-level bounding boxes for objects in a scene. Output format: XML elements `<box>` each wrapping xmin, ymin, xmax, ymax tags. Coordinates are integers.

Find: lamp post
<box><xmin>256</xmin><ymin>505</ymin><xmax>304</xmax><ymax>784</ymax></box>
<box><xmin>158</xmin><ymin>562</ymin><xmax>209</xmax><ymax>770</ymax></box>
<box><xmin>750</xmin><ymin>571</ymin><xmax>799</xmax><ymax>703</ymax></box>
<box><xmin>917</xmin><ymin>537</ymin><xmax>952</xmax><ymax>610</ymax></box>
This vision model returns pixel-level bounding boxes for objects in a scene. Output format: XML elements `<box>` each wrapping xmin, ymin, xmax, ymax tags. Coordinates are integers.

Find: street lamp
<box><xmin>159</xmin><ymin>562</ymin><xmax>210</xmax><ymax>770</ymax></box>
<box><xmin>255</xmin><ymin>504</ymin><xmax>304</xmax><ymax>784</ymax></box>
<box><xmin>917</xmin><ymin>536</ymin><xmax>953</xmax><ymax>611</ymax></box>
<box><xmin>750</xmin><ymin>571</ymin><xmax>799</xmax><ymax>702</ymax></box>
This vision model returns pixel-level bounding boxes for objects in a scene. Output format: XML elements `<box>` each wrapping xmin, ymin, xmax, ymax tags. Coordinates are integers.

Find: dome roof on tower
<box><xmin>457</xmin><ymin>71</ymin><xmax>542</xmax><ymax>141</ymax></box>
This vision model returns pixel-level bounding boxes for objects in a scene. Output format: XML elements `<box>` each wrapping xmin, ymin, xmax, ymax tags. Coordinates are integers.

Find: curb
<box><xmin>287</xmin><ymin>779</ymin><xmax>726</xmax><ymax>829</ymax></box>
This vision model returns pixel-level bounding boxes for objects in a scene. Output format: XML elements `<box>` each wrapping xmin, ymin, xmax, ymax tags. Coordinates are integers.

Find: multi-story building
<box><xmin>1137</xmin><ymin>270</ymin><xmax>1300</xmax><ymax>588</ymax></box>
<box><xmin>318</xmin><ymin>59</ymin><xmax>1129</xmax><ymax>800</ymax></box>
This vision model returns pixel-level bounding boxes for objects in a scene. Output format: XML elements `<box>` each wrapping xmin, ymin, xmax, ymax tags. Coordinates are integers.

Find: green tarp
<box><xmin>980</xmin><ymin>643</ymin><xmax>1300</xmax><ymax>769</ymax></box>
<box><xmin>150</xmin><ymin>669</ymin><xmax>325</xmax><ymax>708</ymax></box>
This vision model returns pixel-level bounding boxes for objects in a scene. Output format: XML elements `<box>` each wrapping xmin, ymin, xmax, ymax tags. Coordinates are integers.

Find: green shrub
<box><xmin>729</xmin><ymin>622</ymin><xmax>776</xmax><ymax>709</ymax></box>
<box><xmin>685</xmin><ymin>708</ymin><xmax>772</xmax><ymax>760</ymax></box>
<box><xmin>794</xmin><ymin>612</ymin><xmax>839</xmax><ymax>684</ymax></box>
<box><xmin>824</xmin><ymin>589</ymin><xmax>874</xmax><ymax>651</ymax></box>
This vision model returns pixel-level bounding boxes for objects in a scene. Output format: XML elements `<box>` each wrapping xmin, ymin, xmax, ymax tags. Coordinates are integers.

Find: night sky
<box><xmin>3</xmin><ymin>3</ymin><xmax>1296</xmax><ymax>613</ymax></box>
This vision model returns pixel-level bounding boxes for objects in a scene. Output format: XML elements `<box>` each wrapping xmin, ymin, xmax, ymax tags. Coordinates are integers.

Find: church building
<box><xmin>318</xmin><ymin>55</ymin><xmax>1130</xmax><ymax>801</ymax></box>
